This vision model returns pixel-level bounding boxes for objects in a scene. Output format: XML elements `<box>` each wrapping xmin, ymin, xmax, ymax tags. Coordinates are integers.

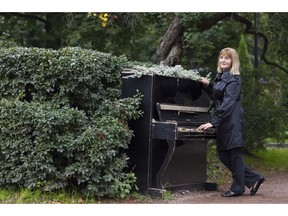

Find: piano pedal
<box><xmin>177</xmin><ymin>189</ymin><xmax>190</xmax><ymax>195</ymax></box>
<box><xmin>147</xmin><ymin>188</ymin><xmax>167</xmax><ymax>198</ymax></box>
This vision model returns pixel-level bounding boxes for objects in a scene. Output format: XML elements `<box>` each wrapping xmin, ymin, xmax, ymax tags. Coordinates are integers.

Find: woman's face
<box><xmin>219</xmin><ymin>55</ymin><xmax>232</xmax><ymax>71</ymax></box>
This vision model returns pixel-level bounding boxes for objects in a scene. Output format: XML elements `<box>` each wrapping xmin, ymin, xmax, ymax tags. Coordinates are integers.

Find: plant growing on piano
<box><xmin>123</xmin><ymin>63</ymin><xmax>212</xmax><ymax>81</ymax></box>
<box><xmin>95</xmin><ymin>90</ymin><xmax>143</xmax><ymax>121</ymax></box>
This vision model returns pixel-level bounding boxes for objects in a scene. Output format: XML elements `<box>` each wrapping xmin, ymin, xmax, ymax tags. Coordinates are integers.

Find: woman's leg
<box><xmin>218</xmin><ymin>148</ymin><xmax>245</xmax><ymax>193</ymax></box>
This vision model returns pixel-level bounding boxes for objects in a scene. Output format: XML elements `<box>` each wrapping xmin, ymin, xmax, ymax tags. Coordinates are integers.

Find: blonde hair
<box><xmin>217</xmin><ymin>47</ymin><xmax>240</xmax><ymax>75</ymax></box>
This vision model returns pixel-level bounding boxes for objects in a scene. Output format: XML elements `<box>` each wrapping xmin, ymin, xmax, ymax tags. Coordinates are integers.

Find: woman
<box><xmin>198</xmin><ymin>47</ymin><xmax>265</xmax><ymax>197</ymax></box>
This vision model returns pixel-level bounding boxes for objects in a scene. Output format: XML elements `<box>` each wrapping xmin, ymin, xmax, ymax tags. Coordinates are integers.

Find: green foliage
<box><xmin>0</xmin><ymin>32</ymin><xmax>17</xmax><ymax>48</ymax></box>
<box><xmin>0</xmin><ymin>47</ymin><xmax>143</xmax><ymax>198</ymax></box>
<box><xmin>95</xmin><ymin>90</ymin><xmax>143</xmax><ymax>121</ymax></box>
<box><xmin>238</xmin><ymin>35</ymin><xmax>286</xmax><ymax>152</ymax></box>
<box><xmin>180</xmin><ymin>13</ymin><xmax>243</xmax><ymax>69</ymax></box>
<box><xmin>0</xmin><ymin>47</ymin><xmax>127</xmax><ymax>115</ymax></box>
<box><xmin>263</xmin><ymin>13</ymin><xmax>288</xmax><ymax>65</ymax></box>
<box><xmin>55</xmin><ymin>13</ymin><xmax>167</xmax><ymax>63</ymax></box>
<box><xmin>279</xmin><ymin>77</ymin><xmax>288</xmax><ymax>128</ymax></box>
<box><xmin>0</xmin><ymin>99</ymin><xmax>87</xmax><ymax>189</ymax></box>
<box><xmin>109</xmin><ymin>172</ymin><xmax>138</xmax><ymax>199</ymax></box>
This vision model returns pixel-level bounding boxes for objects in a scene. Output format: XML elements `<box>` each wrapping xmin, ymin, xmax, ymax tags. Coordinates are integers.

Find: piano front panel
<box><xmin>162</xmin><ymin>140</ymin><xmax>207</xmax><ymax>186</ymax></box>
<box><xmin>121</xmin><ymin>73</ymin><xmax>216</xmax><ymax>193</ymax></box>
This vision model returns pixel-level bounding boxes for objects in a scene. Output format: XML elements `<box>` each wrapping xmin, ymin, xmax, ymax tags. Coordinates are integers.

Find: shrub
<box><xmin>0</xmin><ymin>47</ymin><xmax>142</xmax><ymax>198</ymax></box>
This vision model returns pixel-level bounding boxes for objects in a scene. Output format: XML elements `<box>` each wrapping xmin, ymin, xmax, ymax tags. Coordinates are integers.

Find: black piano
<box><xmin>121</xmin><ymin>71</ymin><xmax>217</xmax><ymax>195</ymax></box>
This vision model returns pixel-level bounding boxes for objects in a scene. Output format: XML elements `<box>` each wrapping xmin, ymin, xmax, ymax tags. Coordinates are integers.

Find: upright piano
<box><xmin>121</xmin><ymin>71</ymin><xmax>217</xmax><ymax>195</ymax></box>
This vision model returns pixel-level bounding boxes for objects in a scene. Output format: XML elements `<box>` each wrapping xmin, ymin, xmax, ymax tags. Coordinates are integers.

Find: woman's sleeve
<box><xmin>202</xmin><ymin>83</ymin><xmax>213</xmax><ymax>98</ymax></box>
<box><xmin>211</xmin><ymin>80</ymin><xmax>241</xmax><ymax>127</ymax></box>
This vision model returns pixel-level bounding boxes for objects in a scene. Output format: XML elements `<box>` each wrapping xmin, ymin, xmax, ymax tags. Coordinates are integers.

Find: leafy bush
<box><xmin>0</xmin><ymin>47</ymin><xmax>142</xmax><ymax>198</ymax></box>
<box><xmin>0</xmin><ymin>47</ymin><xmax>127</xmax><ymax>115</ymax></box>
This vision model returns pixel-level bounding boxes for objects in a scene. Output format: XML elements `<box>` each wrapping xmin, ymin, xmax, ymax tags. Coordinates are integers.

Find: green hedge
<box><xmin>0</xmin><ymin>47</ymin><xmax>142</xmax><ymax>198</ymax></box>
<box><xmin>0</xmin><ymin>47</ymin><xmax>129</xmax><ymax>114</ymax></box>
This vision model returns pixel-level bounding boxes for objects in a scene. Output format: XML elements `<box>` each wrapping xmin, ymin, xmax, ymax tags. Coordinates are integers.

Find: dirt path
<box><xmin>158</xmin><ymin>170</ymin><xmax>288</xmax><ymax>204</ymax></box>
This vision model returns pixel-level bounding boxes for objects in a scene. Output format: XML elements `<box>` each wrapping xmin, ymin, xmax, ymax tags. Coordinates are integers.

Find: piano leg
<box><xmin>155</xmin><ymin>139</ymin><xmax>175</xmax><ymax>189</ymax></box>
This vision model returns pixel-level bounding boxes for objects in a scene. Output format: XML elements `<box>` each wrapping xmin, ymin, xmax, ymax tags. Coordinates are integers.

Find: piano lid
<box><xmin>156</xmin><ymin>102</ymin><xmax>212</xmax><ymax>123</ymax></box>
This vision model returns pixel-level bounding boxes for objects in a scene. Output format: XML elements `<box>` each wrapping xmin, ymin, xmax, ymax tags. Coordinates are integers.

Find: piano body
<box><xmin>121</xmin><ymin>72</ymin><xmax>217</xmax><ymax>195</ymax></box>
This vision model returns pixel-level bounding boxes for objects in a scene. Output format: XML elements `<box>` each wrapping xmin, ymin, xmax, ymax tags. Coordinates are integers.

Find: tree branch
<box><xmin>193</xmin><ymin>12</ymin><xmax>288</xmax><ymax>74</ymax></box>
<box><xmin>196</xmin><ymin>13</ymin><xmax>231</xmax><ymax>32</ymax></box>
<box><xmin>232</xmin><ymin>13</ymin><xmax>288</xmax><ymax>74</ymax></box>
<box><xmin>0</xmin><ymin>12</ymin><xmax>47</xmax><ymax>24</ymax></box>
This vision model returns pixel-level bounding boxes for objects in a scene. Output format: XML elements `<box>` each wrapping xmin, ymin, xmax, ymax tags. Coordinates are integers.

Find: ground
<box><xmin>100</xmin><ymin>169</ymin><xmax>288</xmax><ymax>206</ymax></box>
<box><xmin>156</xmin><ymin>170</ymin><xmax>288</xmax><ymax>204</ymax></box>
<box><xmin>102</xmin><ymin>170</ymin><xmax>288</xmax><ymax>216</ymax></box>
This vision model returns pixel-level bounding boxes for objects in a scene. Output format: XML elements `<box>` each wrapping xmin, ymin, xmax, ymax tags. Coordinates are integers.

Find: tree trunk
<box><xmin>156</xmin><ymin>14</ymin><xmax>230</xmax><ymax>67</ymax></box>
<box><xmin>156</xmin><ymin>16</ymin><xmax>183</xmax><ymax>66</ymax></box>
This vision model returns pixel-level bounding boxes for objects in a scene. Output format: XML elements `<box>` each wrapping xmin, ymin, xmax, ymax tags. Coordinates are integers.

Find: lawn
<box><xmin>244</xmin><ymin>147</ymin><xmax>288</xmax><ymax>171</ymax></box>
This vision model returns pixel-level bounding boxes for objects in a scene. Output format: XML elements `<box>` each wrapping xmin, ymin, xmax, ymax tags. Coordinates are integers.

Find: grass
<box><xmin>264</xmin><ymin>137</ymin><xmax>288</xmax><ymax>144</ymax></box>
<box><xmin>0</xmin><ymin>188</ymin><xmax>154</xmax><ymax>204</ymax></box>
<box><xmin>244</xmin><ymin>148</ymin><xmax>288</xmax><ymax>172</ymax></box>
<box><xmin>0</xmin><ymin>188</ymin><xmax>90</xmax><ymax>204</ymax></box>
<box><xmin>0</xmin><ymin>147</ymin><xmax>287</xmax><ymax>204</ymax></box>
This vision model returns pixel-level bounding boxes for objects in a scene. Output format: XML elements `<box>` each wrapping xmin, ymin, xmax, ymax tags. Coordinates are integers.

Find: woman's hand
<box><xmin>198</xmin><ymin>77</ymin><xmax>210</xmax><ymax>86</ymax></box>
<box><xmin>197</xmin><ymin>123</ymin><xmax>213</xmax><ymax>131</ymax></box>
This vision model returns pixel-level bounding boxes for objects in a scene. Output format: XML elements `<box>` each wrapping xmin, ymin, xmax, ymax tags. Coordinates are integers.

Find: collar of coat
<box><xmin>215</xmin><ymin>71</ymin><xmax>238</xmax><ymax>83</ymax></box>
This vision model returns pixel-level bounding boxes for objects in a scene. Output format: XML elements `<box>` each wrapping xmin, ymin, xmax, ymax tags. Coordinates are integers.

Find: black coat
<box><xmin>207</xmin><ymin>71</ymin><xmax>244</xmax><ymax>151</ymax></box>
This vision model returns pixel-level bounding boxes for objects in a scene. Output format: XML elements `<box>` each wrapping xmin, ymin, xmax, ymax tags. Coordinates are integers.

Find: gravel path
<box><xmin>159</xmin><ymin>170</ymin><xmax>288</xmax><ymax>204</ymax></box>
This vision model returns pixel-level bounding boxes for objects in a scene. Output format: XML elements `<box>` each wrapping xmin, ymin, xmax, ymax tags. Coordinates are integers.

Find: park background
<box><xmin>1</xmin><ymin>1</ymin><xmax>288</xmax><ymax>215</ymax></box>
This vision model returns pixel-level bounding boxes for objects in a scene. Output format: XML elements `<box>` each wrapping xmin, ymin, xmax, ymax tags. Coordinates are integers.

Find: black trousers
<box><xmin>218</xmin><ymin>147</ymin><xmax>261</xmax><ymax>193</ymax></box>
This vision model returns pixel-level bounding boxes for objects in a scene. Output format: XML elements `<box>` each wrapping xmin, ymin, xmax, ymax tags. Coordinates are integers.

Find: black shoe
<box><xmin>250</xmin><ymin>176</ymin><xmax>265</xmax><ymax>195</ymax></box>
<box><xmin>221</xmin><ymin>191</ymin><xmax>242</xmax><ymax>197</ymax></box>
